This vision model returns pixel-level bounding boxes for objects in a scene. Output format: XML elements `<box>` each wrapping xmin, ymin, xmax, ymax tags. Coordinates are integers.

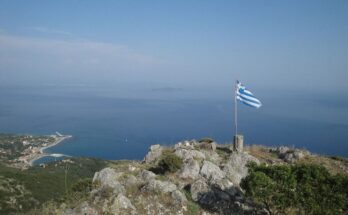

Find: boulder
<box><xmin>190</xmin><ymin>178</ymin><xmax>210</xmax><ymax>202</ymax></box>
<box><xmin>277</xmin><ymin>146</ymin><xmax>290</xmax><ymax>155</ymax></box>
<box><xmin>143</xmin><ymin>179</ymin><xmax>177</xmax><ymax>193</ymax></box>
<box><xmin>223</xmin><ymin>152</ymin><xmax>259</xmax><ymax>185</ymax></box>
<box><xmin>200</xmin><ymin>161</ymin><xmax>225</xmax><ymax>181</ymax></box>
<box><xmin>171</xmin><ymin>190</ymin><xmax>188</xmax><ymax>206</ymax></box>
<box><xmin>139</xmin><ymin>169</ymin><xmax>156</xmax><ymax>182</ymax></box>
<box><xmin>175</xmin><ymin>148</ymin><xmax>205</xmax><ymax>161</ymax></box>
<box><xmin>93</xmin><ymin>168</ymin><xmax>125</xmax><ymax>194</ymax></box>
<box><xmin>144</xmin><ymin>144</ymin><xmax>163</xmax><ymax>164</ymax></box>
<box><xmin>110</xmin><ymin>193</ymin><xmax>137</xmax><ymax>214</ymax></box>
<box><xmin>179</xmin><ymin>158</ymin><xmax>200</xmax><ymax>180</ymax></box>
<box><xmin>198</xmin><ymin>141</ymin><xmax>217</xmax><ymax>151</ymax></box>
<box><xmin>202</xmin><ymin>150</ymin><xmax>222</xmax><ymax>165</ymax></box>
<box><xmin>123</xmin><ymin>175</ymin><xmax>138</xmax><ymax>188</ymax></box>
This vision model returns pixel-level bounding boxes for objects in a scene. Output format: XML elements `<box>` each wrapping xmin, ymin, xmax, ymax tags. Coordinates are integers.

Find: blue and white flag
<box><xmin>236</xmin><ymin>81</ymin><xmax>262</xmax><ymax>108</ymax></box>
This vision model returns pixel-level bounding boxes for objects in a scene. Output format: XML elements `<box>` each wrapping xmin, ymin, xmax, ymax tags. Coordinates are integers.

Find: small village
<box><xmin>0</xmin><ymin>133</ymin><xmax>69</xmax><ymax>169</ymax></box>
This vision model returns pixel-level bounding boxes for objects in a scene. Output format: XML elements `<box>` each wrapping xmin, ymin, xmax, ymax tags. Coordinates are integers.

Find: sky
<box><xmin>0</xmin><ymin>0</ymin><xmax>347</xmax><ymax>93</ymax></box>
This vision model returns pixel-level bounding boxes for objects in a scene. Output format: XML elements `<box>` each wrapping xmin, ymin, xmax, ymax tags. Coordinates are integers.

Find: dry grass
<box><xmin>245</xmin><ymin>145</ymin><xmax>283</xmax><ymax>164</ymax></box>
<box><xmin>297</xmin><ymin>155</ymin><xmax>348</xmax><ymax>175</ymax></box>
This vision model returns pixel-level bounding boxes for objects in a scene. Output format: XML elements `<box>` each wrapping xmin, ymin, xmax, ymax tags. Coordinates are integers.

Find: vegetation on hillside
<box><xmin>0</xmin><ymin>157</ymin><xmax>109</xmax><ymax>215</ymax></box>
<box><xmin>241</xmin><ymin>163</ymin><xmax>348</xmax><ymax>215</ymax></box>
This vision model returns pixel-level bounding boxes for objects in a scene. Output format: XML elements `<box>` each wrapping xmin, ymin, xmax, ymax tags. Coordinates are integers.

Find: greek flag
<box><xmin>236</xmin><ymin>81</ymin><xmax>262</xmax><ymax>108</ymax></box>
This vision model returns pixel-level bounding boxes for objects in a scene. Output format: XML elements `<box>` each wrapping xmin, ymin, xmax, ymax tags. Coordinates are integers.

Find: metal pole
<box><xmin>235</xmin><ymin>80</ymin><xmax>238</xmax><ymax>137</ymax></box>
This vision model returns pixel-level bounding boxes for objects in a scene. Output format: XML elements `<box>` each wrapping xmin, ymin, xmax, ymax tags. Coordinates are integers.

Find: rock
<box><xmin>123</xmin><ymin>175</ymin><xmax>138</xmax><ymax>188</ymax></box>
<box><xmin>144</xmin><ymin>144</ymin><xmax>163</xmax><ymax>164</ymax></box>
<box><xmin>179</xmin><ymin>158</ymin><xmax>200</xmax><ymax>180</ymax></box>
<box><xmin>200</xmin><ymin>161</ymin><xmax>225</xmax><ymax>181</ymax></box>
<box><xmin>223</xmin><ymin>152</ymin><xmax>259</xmax><ymax>185</ymax></box>
<box><xmin>66</xmin><ymin>201</ymin><xmax>98</xmax><ymax>215</ymax></box>
<box><xmin>93</xmin><ymin>168</ymin><xmax>125</xmax><ymax>194</ymax></box>
<box><xmin>171</xmin><ymin>190</ymin><xmax>187</xmax><ymax>206</ymax></box>
<box><xmin>143</xmin><ymin>179</ymin><xmax>177</xmax><ymax>193</ymax></box>
<box><xmin>202</xmin><ymin>150</ymin><xmax>222</xmax><ymax>165</ymax></box>
<box><xmin>211</xmin><ymin>178</ymin><xmax>233</xmax><ymax>191</ymax></box>
<box><xmin>198</xmin><ymin>141</ymin><xmax>217</xmax><ymax>151</ymax></box>
<box><xmin>175</xmin><ymin>148</ymin><xmax>205</xmax><ymax>161</ymax></box>
<box><xmin>277</xmin><ymin>146</ymin><xmax>290</xmax><ymax>155</ymax></box>
<box><xmin>190</xmin><ymin>178</ymin><xmax>210</xmax><ymax>201</ymax></box>
<box><xmin>139</xmin><ymin>170</ymin><xmax>156</xmax><ymax>182</ymax></box>
<box><xmin>110</xmin><ymin>193</ymin><xmax>137</xmax><ymax>214</ymax></box>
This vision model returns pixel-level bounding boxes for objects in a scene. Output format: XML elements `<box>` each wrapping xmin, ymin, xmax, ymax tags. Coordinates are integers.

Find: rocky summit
<box><xmin>47</xmin><ymin>140</ymin><xmax>347</xmax><ymax>215</ymax></box>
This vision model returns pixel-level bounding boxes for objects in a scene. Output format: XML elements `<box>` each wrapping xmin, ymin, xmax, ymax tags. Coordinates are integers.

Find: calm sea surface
<box><xmin>0</xmin><ymin>85</ymin><xmax>347</xmax><ymax>159</ymax></box>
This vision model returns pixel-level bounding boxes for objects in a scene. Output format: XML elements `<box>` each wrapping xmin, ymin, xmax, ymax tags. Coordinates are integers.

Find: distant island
<box><xmin>0</xmin><ymin>134</ymin><xmax>347</xmax><ymax>215</ymax></box>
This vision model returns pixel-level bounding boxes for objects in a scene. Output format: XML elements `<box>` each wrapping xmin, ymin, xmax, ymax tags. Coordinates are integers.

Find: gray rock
<box><xmin>200</xmin><ymin>161</ymin><xmax>225</xmax><ymax>181</ymax></box>
<box><xmin>198</xmin><ymin>141</ymin><xmax>217</xmax><ymax>151</ymax></box>
<box><xmin>144</xmin><ymin>144</ymin><xmax>163</xmax><ymax>164</ymax></box>
<box><xmin>179</xmin><ymin>158</ymin><xmax>200</xmax><ymax>179</ymax></box>
<box><xmin>93</xmin><ymin>168</ymin><xmax>125</xmax><ymax>194</ymax></box>
<box><xmin>171</xmin><ymin>190</ymin><xmax>187</xmax><ymax>206</ymax></box>
<box><xmin>123</xmin><ymin>175</ymin><xmax>138</xmax><ymax>188</ymax></box>
<box><xmin>202</xmin><ymin>150</ymin><xmax>222</xmax><ymax>165</ymax></box>
<box><xmin>175</xmin><ymin>148</ymin><xmax>205</xmax><ymax>161</ymax></box>
<box><xmin>110</xmin><ymin>193</ymin><xmax>137</xmax><ymax>214</ymax></box>
<box><xmin>190</xmin><ymin>178</ymin><xmax>210</xmax><ymax>201</ymax></box>
<box><xmin>277</xmin><ymin>146</ymin><xmax>290</xmax><ymax>155</ymax></box>
<box><xmin>211</xmin><ymin>178</ymin><xmax>233</xmax><ymax>191</ymax></box>
<box><xmin>143</xmin><ymin>179</ymin><xmax>177</xmax><ymax>193</ymax></box>
<box><xmin>223</xmin><ymin>152</ymin><xmax>259</xmax><ymax>185</ymax></box>
<box><xmin>139</xmin><ymin>169</ymin><xmax>156</xmax><ymax>182</ymax></box>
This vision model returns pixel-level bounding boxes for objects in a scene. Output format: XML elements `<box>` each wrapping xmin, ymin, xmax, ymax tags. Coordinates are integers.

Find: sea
<box><xmin>0</xmin><ymin>84</ymin><xmax>347</xmax><ymax>161</ymax></box>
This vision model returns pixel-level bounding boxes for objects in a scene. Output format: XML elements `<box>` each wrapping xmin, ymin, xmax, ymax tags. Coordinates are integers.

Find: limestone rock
<box><xmin>110</xmin><ymin>193</ymin><xmax>136</xmax><ymax>214</ymax></box>
<box><xmin>139</xmin><ymin>169</ymin><xmax>156</xmax><ymax>182</ymax></box>
<box><xmin>144</xmin><ymin>144</ymin><xmax>163</xmax><ymax>164</ymax></box>
<box><xmin>223</xmin><ymin>152</ymin><xmax>259</xmax><ymax>185</ymax></box>
<box><xmin>179</xmin><ymin>158</ymin><xmax>200</xmax><ymax>180</ymax></box>
<box><xmin>190</xmin><ymin>178</ymin><xmax>210</xmax><ymax>202</ymax></box>
<box><xmin>175</xmin><ymin>148</ymin><xmax>205</xmax><ymax>161</ymax></box>
<box><xmin>198</xmin><ymin>141</ymin><xmax>217</xmax><ymax>151</ymax></box>
<box><xmin>202</xmin><ymin>150</ymin><xmax>222</xmax><ymax>165</ymax></box>
<box><xmin>200</xmin><ymin>161</ymin><xmax>225</xmax><ymax>181</ymax></box>
<box><xmin>123</xmin><ymin>175</ymin><xmax>138</xmax><ymax>188</ymax></box>
<box><xmin>171</xmin><ymin>190</ymin><xmax>187</xmax><ymax>206</ymax></box>
<box><xmin>93</xmin><ymin>168</ymin><xmax>125</xmax><ymax>194</ymax></box>
<box><xmin>143</xmin><ymin>179</ymin><xmax>177</xmax><ymax>193</ymax></box>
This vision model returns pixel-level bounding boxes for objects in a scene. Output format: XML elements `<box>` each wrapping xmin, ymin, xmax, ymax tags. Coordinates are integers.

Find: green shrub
<box><xmin>241</xmin><ymin>163</ymin><xmax>348</xmax><ymax>215</ymax></box>
<box><xmin>158</xmin><ymin>154</ymin><xmax>183</xmax><ymax>173</ymax></box>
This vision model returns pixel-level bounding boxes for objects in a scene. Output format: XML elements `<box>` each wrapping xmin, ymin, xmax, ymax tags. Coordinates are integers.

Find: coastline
<box><xmin>29</xmin><ymin>135</ymin><xmax>72</xmax><ymax>166</ymax></box>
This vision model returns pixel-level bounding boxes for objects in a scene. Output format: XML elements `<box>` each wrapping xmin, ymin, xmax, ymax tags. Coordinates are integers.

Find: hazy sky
<box><xmin>0</xmin><ymin>0</ymin><xmax>347</xmax><ymax>92</ymax></box>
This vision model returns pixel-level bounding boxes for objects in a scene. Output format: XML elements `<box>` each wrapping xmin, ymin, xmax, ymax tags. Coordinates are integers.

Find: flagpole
<box><xmin>235</xmin><ymin>80</ymin><xmax>238</xmax><ymax>137</ymax></box>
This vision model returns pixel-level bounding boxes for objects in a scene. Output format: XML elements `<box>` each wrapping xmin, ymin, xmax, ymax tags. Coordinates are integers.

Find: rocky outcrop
<box><xmin>175</xmin><ymin>148</ymin><xmax>205</xmax><ymax>161</ymax></box>
<box><xmin>110</xmin><ymin>194</ymin><xmax>137</xmax><ymax>214</ymax></box>
<box><xmin>64</xmin><ymin>141</ymin><xmax>266</xmax><ymax>215</ymax></box>
<box><xmin>92</xmin><ymin>167</ymin><xmax>125</xmax><ymax>194</ymax></box>
<box><xmin>200</xmin><ymin>161</ymin><xmax>225</xmax><ymax>181</ymax></box>
<box><xmin>143</xmin><ymin>179</ymin><xmax>177</xmax><ymax>193</ymax></box>
<box><xmin>144</xmin><ymin>144</ymin><xmax>163</xmax><ymax>164</ymax></box>
<box><xmin>178</xmin><ymin>158</ymin><xmax>200</xmax><ymax>179</ymax></box>
<box><xmin>271</xmin><ymin>146</ymin><xmax>310</xmax><ymax>163</ymax></box>
<box><xmin>223</xmin><ymin>152</ymin><xmax>260</xmax><ymax>185</ymax></box>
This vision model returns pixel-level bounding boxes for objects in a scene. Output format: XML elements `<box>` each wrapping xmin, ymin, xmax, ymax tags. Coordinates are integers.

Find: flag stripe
<box><xmin>236</xmin><ymin>80</ymin><xmax>262</xmax><ymax>108</ymax></box>
<box><xmin>237</xmin><ymin>92</ymin><xmax>261</xmax><ymax>104</ymax></box>
<box><xmin>237</xmin><ymin>96</ymin><xmax>261</xmax><ymax>108</ymax></box>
